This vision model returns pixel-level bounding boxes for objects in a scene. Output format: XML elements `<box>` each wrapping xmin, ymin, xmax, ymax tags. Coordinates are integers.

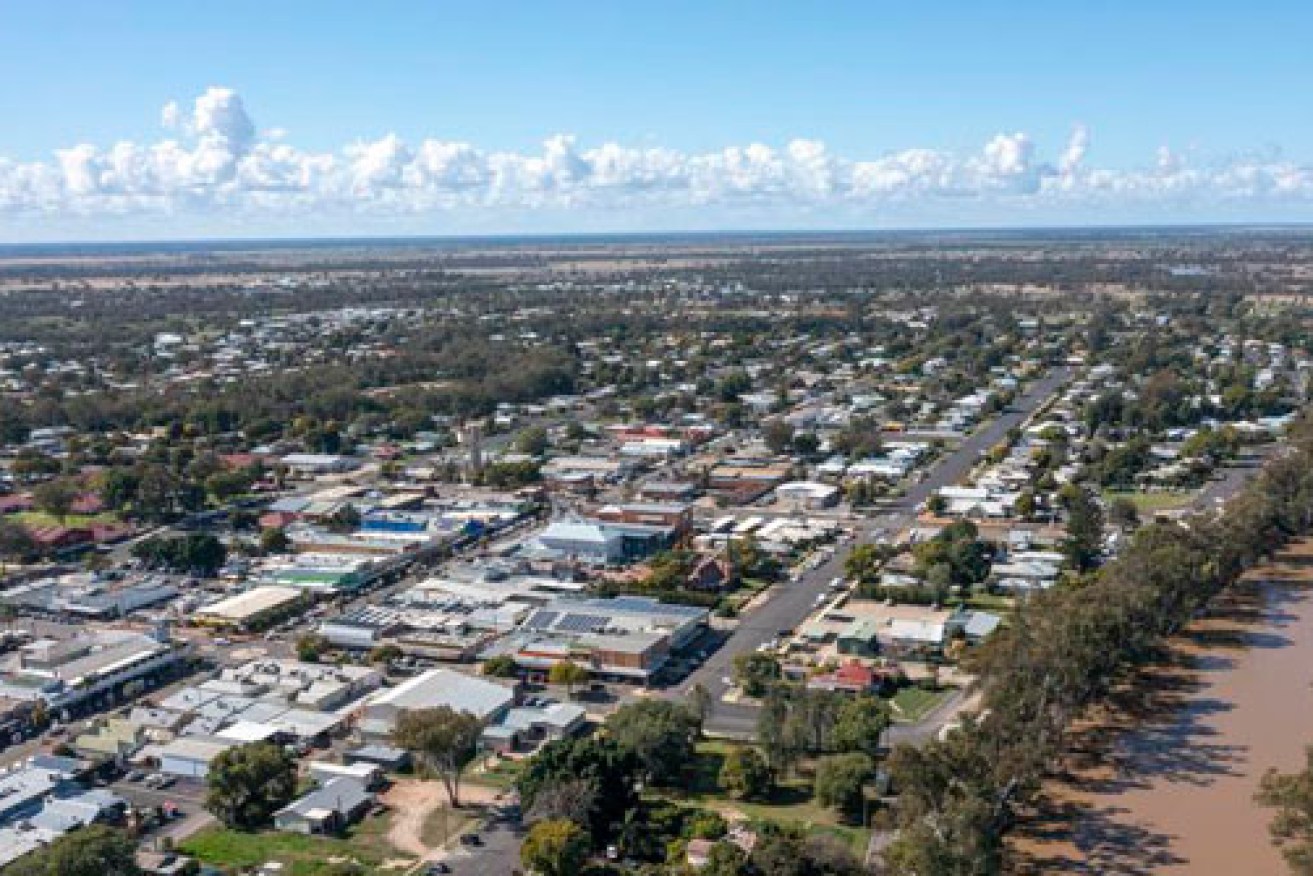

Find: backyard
<box><xmin>180</xmin><ymin>813</ymin><xmax>415</xmax><ymax>876</ymax></box>
<box><xmin>654</xmin><ymin>740</ymin><xmax>873</xmax><ymax>856</ymax></box>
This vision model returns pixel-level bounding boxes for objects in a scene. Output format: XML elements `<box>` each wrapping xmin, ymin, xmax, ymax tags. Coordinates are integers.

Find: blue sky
<box><xmin>1</xmin><ymin>1</ymin><xmax>1311</xmax><ymax>239</ymax></box>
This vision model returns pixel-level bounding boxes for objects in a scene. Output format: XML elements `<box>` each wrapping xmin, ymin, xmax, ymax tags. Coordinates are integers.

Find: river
<box><xmin>1007</xmin><ymin>539</ymin><xmax>1313</xmax><ymax>875</ymax></box>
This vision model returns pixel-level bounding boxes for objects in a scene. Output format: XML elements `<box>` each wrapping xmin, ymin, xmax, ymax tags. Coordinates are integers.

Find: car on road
<box><xmin>425</xmin><ymin>864</ymin><xmax>451</xmax><ymax>874</ymax></box>
<box><xmin>459</xmin><ymin>833</ymin><xmax>482</xmax><ymax>846</ymax></box>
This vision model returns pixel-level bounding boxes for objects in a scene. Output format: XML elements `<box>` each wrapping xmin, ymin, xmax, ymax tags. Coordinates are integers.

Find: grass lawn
<box><xmin>11</xmin><ymin>510</ymin><xmax>120</xmax><ymax>528</ymax></box>
<box><xmin>656</xmin><ymin>740</ymin><xmax>871</xmax><ymax>856</ymax></box>
<box><xmin>1102</xmin><ymin>490</ymin><xmax>1195</xmax><ymax>512</ymax></box>
<box><xmin>468</xmin><ymin>757</ymin><xmax>524</xmax><ymax>791</ymax></box>
<box><xmin>889</xmin><ymin>686</ymin><xmax>953</xmax><ymax>723</ymax></box>
<box><xmin>420</xmin><ymin>805</ymin><xmax>476</xmax><ymax>849</ymax></box>
<box><xmin>180</xmin><ymin>814</ymin><xmax>412</xmax><ymax>876</ymax></box>
<box><xmin>964</xmin><ymin>591</ymin><xmax>1016</xmax><ymax>614</ymax></box>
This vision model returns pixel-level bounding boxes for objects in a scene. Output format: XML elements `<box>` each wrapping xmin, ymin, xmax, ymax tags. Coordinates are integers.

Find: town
<box><xmin>0</xmin><ymin>230</ymin><xmax>1311</xmax><ymax>875</ymax></box>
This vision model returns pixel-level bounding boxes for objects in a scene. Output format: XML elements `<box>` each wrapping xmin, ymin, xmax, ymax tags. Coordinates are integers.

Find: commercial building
<box><xmin>358</xmin><ymin>669</ymin><xmax>516</xmax><ymax>740</ymax></box>
<box><xmin>0</xmin><ymin>629</ymin><xmax>184</xmax><ymax>714</ymax></box>
<box><xmin>485</xmin><ymin>595</ymin><xmax>708</xmax><ymax>682</ymax></box>
<box><xmin>194</xmin><ymin>585</ymin><xmax>308</xmax><ymax>630</ymax></box>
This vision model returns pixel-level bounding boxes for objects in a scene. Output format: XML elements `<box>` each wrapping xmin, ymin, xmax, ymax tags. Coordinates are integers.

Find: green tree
<box><xmin>1257</xmin><ymin>745</ymin><xmax>1313</xmax><ymax>874</ymax></box>
<box><xmin>688</xmin><ymin>682</ymin><xmax>714</xmax><ymax>732</ymax></box>
<box><xmin>1107</xmin><ymin>496</ymin><xmax>1140</xmax><ymax>532</ymax></box>
<box><xmin>369</xmin><ymin>644</ymin><xmax>404</xmax><ymax>665</ymax></box>
<box><xmin>832</xmin><ymin>694</ymin><xmax>892</xmax><ymax>760</ymax></box>
<box><xmin>521</xmin><ymin>818</ymin><xmax>590</xmax><ymax>876</ymax></box>
<box><xmin>518</xmin><ymin>737</ymin><xmax>640</xmax><ymax>844</ymax></box>
<box><xmin>3</xmin><ymin>825</ymin><xmax>141</xmax><ymax>876</ymax></box>
<box><xmin>205</xmin><ymin>741</ymin><xmax>297</xmax><ymax>830</ymax></box>
<box><xmin>814</xmin><ymin>752</ymin><xmax>875</xmax><ymax>817</ymax></box>
<box><xmin>762</xmin><ymin>418</ymin><xmax>795</xmax><ymax>455</ymax></box>
<box><xmin>33</xmin><ymin>478</ymin><xmax>79</xmax><ymax>524</ymax></box>
<box><xmin>325</xmin><ymin>503</ymin><xmax>362</xmax><ymax>533</ymax></box>
<box><xmin>296</xmin><ymin>633</ymin><xmax>330</xmax><ymax>663</ymax></box>
<box><xmin>259</xmin><ymin>526</ymin><xmax>291</xmax><ymax>554</ymax></box>
<box><xmin>1061</xmin><ymin>484</ymin><xmax>1105</xmax><ymax>571</ymax></box>
<box><xmin>0</xmin><ymin>520</ymin><xmax>35</xmax><ymax>560</ymax></box>
<box><xmin>732</xmin><ymin>652</ymin><xmax>782</xmax><ymax>698</ymax></box>
<box><xmin>719</xmin><ymin>746</ymin><xmax>772</xmax><ymax>800</ymax></box>
<box><xmin>392</xmin><ymin>706</ymin><xmax>483</xmax><ymax>807</ymax></box>
<box><xmin>548</xmin><ymin>659</ymin><xmax>590</xmax><ymax>696</ymax></box>
<box><xmin>481</xmin><ymin>654</ymin><xmax>520</xmax><ymax>677</ymax></box>
<box><xmin>515</xmin><ymin>426</ymin><xmax>551</xmax><ymax>456</ymax></box>
<box><xmin>605</xmin><ymin>699</ymin><xmax>700</xmax><ymax>786</ymax></box>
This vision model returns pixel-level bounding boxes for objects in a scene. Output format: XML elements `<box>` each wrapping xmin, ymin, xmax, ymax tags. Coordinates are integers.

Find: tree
<box><xmin>1061</xmin><ymin>484</ymin><xmax>1105</xmax><ymax>571</ymax></box>
<box><xmin>0</xmin><ymin>520</ymin><xmax>35</xmax><ymax>560</ymax></box>
<box><xmin>757</xmin><ymin>691</ymin><xmax>795</xmax><ymax>778</ymax></box>
<box><xmin>205</xmin><ymin>741</ymin><xmax>297</xmax><ymax>830</ymax></box>
<box><xmin>719</xmin><ymin>746</ymin><xmax>772</xmax><ymax>800</ymax></box>
<box><xmin>33</xmin><ymin>478</ymin><xmax>79</xmax><ymax>524</ymax></box>
<box><xmin>515</xmin><ymin>426</ymin><xmax>550</xmax><ymax>456</ymax></box>
<box><xmin>548</xmin><ymin>659</ymin><xmax>590</xmax><ymax>696</ymax></box>
<box><xmin>1257</xmin><ymin>745</ymin><xmax>1313</xmax><ymax>874</ymax></box>
<box><xmin>926</xmin><ymin>493</ymin><xmax>948</xmax><ymax>515</ymax></box>
<box><xmin>763</xmin><ymin>418</ymin><xmax>795</xmax><ymax>455</ymax></box>
<box><xmin>259</xmin><ymin>526</ymin><xmax>291</xmax><ymax>554</ymax></box>
<box><xmin>749</xmin><ymin>827</ymin><xmax>868</xmax><ymax>876</ymax></box>
<box><xmin>832</xmin><ymin>695</ymin><xmax>892</xmax><ymax>760</ymax></box>
<box><xmin>518</xmin><ymin>737</ymin><xmax>640</xmax><ymax>844</ymax></box>
<box><xmin>1108</xmin><ymin>496</ymin><xmax>1140</xmax><ymax>532</ymax></box>
<box><xmin>525</xmin><ymin>778</ymin><xmax>598</xmax><ymax>825</ymax></box>
<box><xmin>3</xmin><ymin>825</ymin><xmax>141</xmax><ymax>876</ymax></box>
<box><xmin>482</xmin><ymin>654</ymin><xmax>520</xmax><ymax>677</ymax></box>
<box><xmin>392</xmin><ymin>706</ymin><xmax>483</xmax><ymax>807</ymax></box>
<box><xmin>688</xmin><ymin>682</ymin><xmax>714</xmax><ymax>732</ymax></box>
<box><xmin>369</xmin><ymin>644</ymin><xmax>404</xmax><ymax>665</ymax></box>
<box><xmin>605</xmin><ymin>699</ymin><xmax>700</xmax><ymax>786</ymax></box>
<box><xmin>296</xmin><ymin>633</ymin><xmax>330</xmax><ymax>663</ymax></box>
<box><xmin>813</xmin><ymin>753</ymin><xmax>875</xmax><ymax>818</ymax></box>
<box><xmin>521</xmin><ymin>818</ymin><xmax>590</xmax><ymax>876</ymax></box>
<box><xmin>732</xmin><ymin>652</ymin><xmax>782</xmax><ymax>698</ymax></box>
<box><xmin>325</xmin><ymin>503</ymin><xmax>361</xmax><ymax>533</ymax></box>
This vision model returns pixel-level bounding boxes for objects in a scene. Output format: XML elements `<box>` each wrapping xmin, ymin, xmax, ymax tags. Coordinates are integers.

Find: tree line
<box><xmin>880</xmin><ymin>415</ymin><xmax>1313</xmax><ymax>873</ymax></box>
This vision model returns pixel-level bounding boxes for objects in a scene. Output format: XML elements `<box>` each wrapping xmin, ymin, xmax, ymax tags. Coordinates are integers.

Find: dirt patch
<box><xmin>382</xmin><ymin>779</ymin><xmax>500</xmax><ymax>861</ymax></box>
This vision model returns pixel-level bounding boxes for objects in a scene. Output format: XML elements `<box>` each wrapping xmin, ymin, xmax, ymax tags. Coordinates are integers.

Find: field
<box><xmin>1102</xmin><ymin>490</ymin><xmax>1196</xmax><ymax>512</ymax></box>
<box><xmin>468</xmin><ymin>757</ymin><xmax>524</xmax><ymax>790</ymax></box>
<box><xmin>180</xmin><ymin>815</ymin><xmax>414</xmax><ymax>876</ymax></box>
<box><xmin>889</xmin><ymin>685</ymin><xmax>953</xmax><ymax>723</ymax></box>
<box><xmin>11</xmin><ymin>510</ymin><xmax>121</xmax><ymax>528</ymax></box>
<box><xmin>656</xmin><ymin>740</ymin><xmax>871</xmax><ymax>855</ymax></box>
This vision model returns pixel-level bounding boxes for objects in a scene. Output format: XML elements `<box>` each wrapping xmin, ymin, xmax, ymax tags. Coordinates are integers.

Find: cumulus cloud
<box><xmin>3</xmin><ymin>86</ymin><xmax>1313</xmax><ymax>234</ymax></box>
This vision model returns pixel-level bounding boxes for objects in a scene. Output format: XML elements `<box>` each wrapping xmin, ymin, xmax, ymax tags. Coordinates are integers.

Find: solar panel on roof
<box><xmin>526</xmin><ymin>610</ymin><xmax>559</xmax><ymax>630</ymax></box>
<box><xmin>557</xmin><ymin>613</ymin><xmax>607</xmax><ymax>632</ymax></box>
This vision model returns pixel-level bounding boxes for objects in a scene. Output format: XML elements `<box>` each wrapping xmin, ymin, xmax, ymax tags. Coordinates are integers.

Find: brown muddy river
<box><xmin>1008</xmin><ymin>540</ymin><xmax>1313</xmax><ymax>875</ymax></box>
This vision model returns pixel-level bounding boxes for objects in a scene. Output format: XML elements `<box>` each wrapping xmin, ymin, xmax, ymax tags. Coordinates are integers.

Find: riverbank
<box><xmin>1007</xmin><ymin>539</ymin><xmax>1313</xmax><ymax>875</ymax></box>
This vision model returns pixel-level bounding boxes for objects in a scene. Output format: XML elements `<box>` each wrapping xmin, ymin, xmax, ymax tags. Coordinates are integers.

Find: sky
<box><xmin>1</xmin><ymin>0</ymin><xmax>1311</xmax><ymax>241</ymax></box>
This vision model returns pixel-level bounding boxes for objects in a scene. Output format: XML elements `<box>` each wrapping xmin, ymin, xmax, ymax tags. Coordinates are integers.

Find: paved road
<box><xmin>671</xmin><ymin>366</ymin><xmax>1073</xmax><ymax>737</ymax></box>
<box><xmin>1191</xmin><ymin>444</ymin><xmax>1276</xmax><ymax>511</ymax></box>
<box><xmin>431</xmin><ymin>820</ymin><xmax>525</xmax><ymax>876</ymax></box>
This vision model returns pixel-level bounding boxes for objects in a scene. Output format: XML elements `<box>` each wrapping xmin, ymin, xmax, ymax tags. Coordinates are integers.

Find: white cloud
<box><xmin>2</xmin><ymin>86</ymin><xmax>1313</xmax><ymax>237</ymax></box>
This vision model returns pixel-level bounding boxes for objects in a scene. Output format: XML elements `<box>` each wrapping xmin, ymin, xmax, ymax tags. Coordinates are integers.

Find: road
<box><xmin>671</xmin><ymin>366</ymin><xmax>1073</xmax><ymax>736</ymax></box>
<box><xmin>1191</xmin><ymin>444</ymin><xmax>1276</xmax><ymax>511</ymax></box>
<box><xmin>428</xmin><ymin>820</ymin><xmax>525</xmax><ymax>876</ymax></box>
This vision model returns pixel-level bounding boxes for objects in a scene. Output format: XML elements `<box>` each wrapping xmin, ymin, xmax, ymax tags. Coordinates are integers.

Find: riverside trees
<box><xmin>882</xmin><ymin>415</ymin><xmax>1313</xmax><ymax>872</ymax></box>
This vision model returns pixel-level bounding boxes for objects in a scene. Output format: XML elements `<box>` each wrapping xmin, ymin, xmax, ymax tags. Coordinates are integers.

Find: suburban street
<box><xmin>669</xmin><ymin>366</ymin><xmax>1073</xmax><ymax>736</ymax></box>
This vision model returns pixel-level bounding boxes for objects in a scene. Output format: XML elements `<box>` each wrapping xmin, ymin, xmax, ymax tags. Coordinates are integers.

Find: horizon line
<box><xmin>4</xmin><ymin>220</ymin><xmax>1313</xmax><ymax>254</ymax></box>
